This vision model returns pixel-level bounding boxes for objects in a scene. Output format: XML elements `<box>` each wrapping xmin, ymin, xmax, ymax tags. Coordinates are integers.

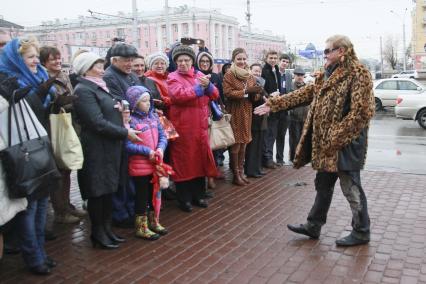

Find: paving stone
<box><xmin>2</xmin><ymin>168</ymin><xmax>426</xmax><ymax>283</ymax></box>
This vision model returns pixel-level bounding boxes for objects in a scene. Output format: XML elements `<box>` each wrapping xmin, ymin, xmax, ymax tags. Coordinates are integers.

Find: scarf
<box><xmin>324</xmin><ymin>63</ymin><xmax>339</xmax><ymax>81</ymax></box>
<box><xmin>144</xmin><ymin>70</ymin><xmax>170</xmax><ymax>105</ymax></box>
<box><xmin>0</xmin><ymin>38</ymin><xmax>54</xmax><ymax>107</ymax></box>
<box><xmin>230</xmin><ymin>63</ymin><xmax>250</xmax><ymax>81</ymax></box>
<box><xmin>84</xmin><ymin>76</ymin><xmax>109</xmax><ymax>92</ymax></box>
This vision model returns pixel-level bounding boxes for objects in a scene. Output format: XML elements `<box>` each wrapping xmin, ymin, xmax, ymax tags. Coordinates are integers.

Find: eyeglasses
<box><xmin>323</xmin><ymin>47</ymin><xmax>340</xmax><ymax>55</ymax></box>
<box><xmin>200</xmin><ymin>60</ymin><xmax>210</xmax><ymax>64</ymax></box>
<box><xmin>177</xmin><ymin>59</ymin><xmax>192</xmax><ymax>63</ymax></box>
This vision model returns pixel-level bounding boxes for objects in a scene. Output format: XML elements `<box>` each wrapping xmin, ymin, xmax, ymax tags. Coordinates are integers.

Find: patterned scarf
<box><xmin>229</xmin><ymin>63</ymin><xmax>250</xmax><ymax>81</ymax></box>
<box><xmin>0</xmin><ymin>39</ymin><xmax>54</xmax><ymax>107</ymax></box>
<box><xmin>84</xmin><ymin>76</ymin><xmax>109</xmax><ymax>92</ymax></box>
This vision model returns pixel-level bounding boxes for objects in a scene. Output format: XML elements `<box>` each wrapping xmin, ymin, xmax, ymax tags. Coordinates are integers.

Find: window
<box><xmin>173</xmin><ymin>24</ymin><xmax>178</xmax><ymax>32</ymax></box>
<box><xmin>144</xmin><ymin>27</ymin><xmax>148</xmax><ymax>36</ymax></box>
<box><xmin>182</xmin><ymin>23</ymin><xmax>189</xmax><ymax>36</ymax></box>
<box><xmin>376</xmin><ymin>81</ymin><xmax>397</xmax><ymax>90</ymax></box>
<box><xmin>117</xmin><ymin>28</ymin><xmax>125</xmax><ymax>38</ymax></box>
<box><xmin>197</xmin><ymin>24</ymin><xmax>200</xmax><ymax>31</ymax></box>
<box><xmin>145</xmin><ymin>41</ymin><xmax>148</xmax><ymax>48</ymax></box>
<box><xmin>398</xmin><ymin>81</ymin><xmax>419</xmax><ymax>91</ymax></box>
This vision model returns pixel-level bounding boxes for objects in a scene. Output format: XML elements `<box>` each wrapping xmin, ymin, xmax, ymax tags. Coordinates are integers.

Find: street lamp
<box><xmin>390</xmin><ymin>8</ymin><xmax>407</xmax><ymax>71</ymax></box>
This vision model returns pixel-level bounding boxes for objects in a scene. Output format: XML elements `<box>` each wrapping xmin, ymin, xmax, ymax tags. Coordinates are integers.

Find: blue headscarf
<box><xmin>0</xmin><ymin>38</ymin><xmax>54</xmax><ymax>107</ymax></box>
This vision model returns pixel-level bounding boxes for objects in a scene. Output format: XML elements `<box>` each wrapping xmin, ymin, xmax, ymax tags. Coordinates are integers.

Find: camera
<box><xmin>121</xmin><ymin>100</ymin><xmax>130</xmax><ymax>111</ymax></box>
<box><xmin>180</xmin><ymin>37</ymin><xmax>205</xmax><ymax>46</ymax></box>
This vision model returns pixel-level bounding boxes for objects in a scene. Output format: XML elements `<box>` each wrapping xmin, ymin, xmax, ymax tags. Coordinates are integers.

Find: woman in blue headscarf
<box><xmin>0</xmin><ymin>37</ymin><xmax>58</xmax><ymax>275</ymax></box>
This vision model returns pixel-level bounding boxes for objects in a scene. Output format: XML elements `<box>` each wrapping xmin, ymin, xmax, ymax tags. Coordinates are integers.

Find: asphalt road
<box><xmin>366</xmin><ymin>108</ymin><xmax>426</xmax><ymax>175</ymax></box>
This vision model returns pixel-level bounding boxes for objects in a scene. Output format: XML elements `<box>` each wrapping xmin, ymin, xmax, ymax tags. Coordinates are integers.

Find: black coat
<box><xmin>73</xmin><ymin>78</ymin><xmax>128</xmax><ymax>199</ymax></box>
<box><xmin>261</xmin><ymin>63</ymin><xmax>282</xmax><ymax>95</ymax></box>
<box><xmin>103</xmin><ymin>65</ymin><xmax>141</xmax><ymax>99</ymax></box>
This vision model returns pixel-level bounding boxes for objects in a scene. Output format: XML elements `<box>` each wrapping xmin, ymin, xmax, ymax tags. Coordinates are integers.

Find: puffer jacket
<box><xmin>125</xmin><ymin>87</ymin><xmax>167</xmax><ymax>176</ymax></box>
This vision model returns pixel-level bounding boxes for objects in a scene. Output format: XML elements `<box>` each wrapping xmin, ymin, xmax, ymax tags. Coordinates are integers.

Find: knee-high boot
<box><xmin>230</xmin><ymin>147</ymin><xmax>245</xmax><ymax>186</ymax></box>
<box><xmin>238</xmin><ymin>145</ymin><xmax>250</xmax><ymax>184</ymax></box>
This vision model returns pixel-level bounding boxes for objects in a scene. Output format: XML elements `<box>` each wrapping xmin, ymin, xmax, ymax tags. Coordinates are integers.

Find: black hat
<box><xmin>293</xmin><ymin>67</ymin><xmax>305</xmax><ymax>76</ymax></box>
<box><xmin>172</xmin><ymin>45</ymin><xmax>196</xmax><ymax>63</ymax></box>
<box><xmin>112</xmin><ymin>37</ymin><xmax>125</xmax><ymax>42</ymax></box>
<box><xmin>110</xmin><ymin>43</ymin><xmax>138</xmax><ymax>58</ymax></box>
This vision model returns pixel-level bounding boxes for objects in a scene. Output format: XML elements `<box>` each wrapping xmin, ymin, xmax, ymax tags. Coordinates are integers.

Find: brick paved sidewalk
<box><xmin>1</xmin><ymin>166</ymin><xmax>426</xmax><ymax>284</ymax></box>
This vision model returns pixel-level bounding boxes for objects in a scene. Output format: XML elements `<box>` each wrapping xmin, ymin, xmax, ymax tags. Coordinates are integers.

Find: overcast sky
<box><xmin>2</xmin><ymin>0</ymin><xmax>414</xmax><ymax>59</ymax></box>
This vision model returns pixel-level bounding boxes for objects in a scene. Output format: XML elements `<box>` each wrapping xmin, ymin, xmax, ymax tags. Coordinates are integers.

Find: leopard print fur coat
<box><xmin>267</xmin><ymin>62</ymin><xmax>375</xmax><ymax>172</ymax></box>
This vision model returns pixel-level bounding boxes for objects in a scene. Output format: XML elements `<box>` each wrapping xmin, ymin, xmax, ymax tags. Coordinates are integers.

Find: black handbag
<box><xmin>0</xmin><ymin>92</ymin><xmax>61</xmax><ymax>199</ymax></box>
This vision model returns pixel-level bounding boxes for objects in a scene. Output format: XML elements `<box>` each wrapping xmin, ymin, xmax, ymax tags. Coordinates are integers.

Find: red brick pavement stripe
<box><xmin>2</xmin><ymin>167</ymin><xmax>426</xmax><ymax>284</ymax></box>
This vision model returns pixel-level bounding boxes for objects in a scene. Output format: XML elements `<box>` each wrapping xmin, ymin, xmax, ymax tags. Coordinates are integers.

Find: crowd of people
<box><xmin>0</xmin><ymin>29</ymin><xmax>375</xmax><ymax>277</ymax></box>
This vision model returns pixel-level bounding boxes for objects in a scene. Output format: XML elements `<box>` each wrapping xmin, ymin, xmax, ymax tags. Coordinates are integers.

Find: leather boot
<box><xmin>148</xmin><ymin>212</ymin><xmax>168</xmax><ymax>235</ymax></box>
<box><xmin>230</xmin><ymin>151</ymin><xmax>245</xmax><ymax>186</ymax></box>
<box><xmin>238</xmin><ymin>146</ymin><xmax>250</xmax><ymax>184</ymax></box>
<box><xmin>135</xmin><ymin>215</ymin><xmax>160</xmax><ymax>241</ymax></box>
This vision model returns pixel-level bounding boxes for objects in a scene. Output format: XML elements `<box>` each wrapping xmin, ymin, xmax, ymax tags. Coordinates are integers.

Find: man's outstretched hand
<box><xmin>253</xmin><ymin>103</ymin><xmax>271</xmax><ymax>116</ymax></box>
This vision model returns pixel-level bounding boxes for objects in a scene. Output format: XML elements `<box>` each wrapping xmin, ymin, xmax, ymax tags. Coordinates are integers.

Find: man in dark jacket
<box><xmin>103</xmin><ymin>43</ymin><xmax>141</xmax><ymax>228</ymax></box>
<box><xmin>288</xmin><ymin>67</ymin><xmax>308</xmax><ymax>163</ymax></box>
<box><xmin>261</xmin><ymin>50</ymin><xmax>287</xmax><ymax>169</ymax></box>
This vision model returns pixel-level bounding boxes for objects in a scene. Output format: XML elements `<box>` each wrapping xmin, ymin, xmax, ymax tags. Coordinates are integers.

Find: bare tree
<box><xmin>383</xmin><ymin>35</ymin><xmax>398</xmax><ymax>70</ymax></box>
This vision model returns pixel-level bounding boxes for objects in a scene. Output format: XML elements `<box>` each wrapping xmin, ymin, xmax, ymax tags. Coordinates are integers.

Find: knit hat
<box><xmin>172</xmin><ymin>45</ymin><xmax>196</xmax><ymax>63</ymax></box>
<box><xmin>110</xmin><ymin>43</ymin><xmax>138</xmax><ymax>58</ymax></box>
<box><xmin>126</xmin><ymin>85</ymin><xmax>151</xmax><ymax>111</ymax></box>
<box><xmin>146</xmin><ymin>52</ymin><xmax>170</xmax><ymax>70</ymax></box>
<box><xmin>72</xmin><ymin>52</ymin><xmax>104</xmax><ymax>75</ymax></box>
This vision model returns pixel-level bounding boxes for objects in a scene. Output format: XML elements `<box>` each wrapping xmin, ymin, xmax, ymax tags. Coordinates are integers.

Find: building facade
<box><xmin>412</xmin><ymin>0</ymin><xmax>426</xmax><ymax>71</ymax></box>
<box><xmin>24</xmin><ymin>6</ymin><xmax>286</xmax><ymax>64</ymax></box>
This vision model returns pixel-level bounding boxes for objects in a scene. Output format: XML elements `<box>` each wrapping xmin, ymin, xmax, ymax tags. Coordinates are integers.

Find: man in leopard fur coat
<box><xmin>254</xmin><ymin>35</ymin><xmax>375</xmax><ymax>246</ymax></box>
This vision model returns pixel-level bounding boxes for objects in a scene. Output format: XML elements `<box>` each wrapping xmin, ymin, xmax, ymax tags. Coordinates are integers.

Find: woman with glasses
<box><xmin>167</xmin><ymin>45</ymin><xmax>219</xmax><ymax>212</ymax></box>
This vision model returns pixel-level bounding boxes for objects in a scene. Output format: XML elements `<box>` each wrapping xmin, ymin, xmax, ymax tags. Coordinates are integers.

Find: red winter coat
<box><xmin>167</xmin><ymin>68</ymin><xmax>219</xmax><ymax>182</ymax></box>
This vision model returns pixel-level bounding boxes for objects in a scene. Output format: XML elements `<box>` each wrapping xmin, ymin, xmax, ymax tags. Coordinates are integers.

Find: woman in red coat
<box><xmin>167</xmin><ymin>45</ymin><xmax>219</xmax><ymax>212</ymax></box>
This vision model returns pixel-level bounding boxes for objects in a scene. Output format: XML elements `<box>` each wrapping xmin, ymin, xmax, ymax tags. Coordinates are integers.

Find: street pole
<box><xmin>132</xmin><ymin>0</ymin><xmax>139</xmax><ymax>49</ymax></box>
<box><xmin>380</xmin><ymin>36</ymin><xmax>384</xmax><ymax>75</ymax></box>
<box><xmin>402</xmin><ymin>19</ymin><xmax>406</xmax><ymax>71</ymax></box>
<box><xmin>165</xmin><ymin>0</ymin><xmax>171</xmax><ymax>47</ymax></box>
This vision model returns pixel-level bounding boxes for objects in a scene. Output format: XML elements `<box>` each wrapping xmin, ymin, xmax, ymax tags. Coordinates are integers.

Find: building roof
<box><xmin>0</xmin><ymin>18</ymin><xmax>24</xmax><ymax>29</ymax></box>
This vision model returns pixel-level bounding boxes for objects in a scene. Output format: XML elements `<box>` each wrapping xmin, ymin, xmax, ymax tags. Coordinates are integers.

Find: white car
<box><xmin>392</xmin><ymin>70</ymin><xmax>419</xmax><ymax>79</ymax></box>
<box><xmin>395</xmin><ymin>92</ymin><xmax>426</xmax><ymax>129</ymax></box>
<box><xmin>373</xmin><ymin>78</ymin><xmax>425</xmax><ymax>111</ymax></box>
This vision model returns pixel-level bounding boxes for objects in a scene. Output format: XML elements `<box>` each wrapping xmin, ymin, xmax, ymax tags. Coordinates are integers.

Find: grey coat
<box><xmin>73</xmin><ymin>78</ymin><xmax>128</xmax><ymax>199</ymax></box>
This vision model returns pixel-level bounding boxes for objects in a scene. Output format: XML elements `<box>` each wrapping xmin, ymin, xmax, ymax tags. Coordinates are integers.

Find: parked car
<box><xmin>395</xmin><ymin>92</ymin><xmax>426</xmax><ymax>129</ymax></box>
<box><xmin>373</xmin><ymin>78</ymin><xmax>425</xmax><ymax>111</ymax></box>
<box><xmin>392</xmin><ymin>70</ymin><xmax>419</xmax><ymax>79</ymax></box>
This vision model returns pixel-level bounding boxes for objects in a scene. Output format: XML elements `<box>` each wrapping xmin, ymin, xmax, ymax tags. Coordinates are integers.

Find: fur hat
<box><xmin>172</xmin><ymin>45</ymin><xmax>196</xmax><ymax>63</ymax></box>
<box><xmin>72</xmin><ymin>52</ymin><xmax>104</xmax><ymax>75</ymax></box>
<box><xmin>146</xmin><ymin>52</ymin><xmax>170</xmax><ymax>70</ymax></box>
<box><xmin>110</xmin><ymin>43</ymin><xmax>138</xmax><ymax>58</ymax></box>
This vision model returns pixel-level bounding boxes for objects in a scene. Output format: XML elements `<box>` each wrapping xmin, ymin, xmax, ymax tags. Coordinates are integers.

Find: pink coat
<box><xmin>167</xmin><ymin>68</ymin><xmax>219</xmax><ymax>182</ymax></box>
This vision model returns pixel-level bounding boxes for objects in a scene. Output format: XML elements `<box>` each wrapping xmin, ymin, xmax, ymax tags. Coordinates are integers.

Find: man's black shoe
<box><xmin>287</xmin><ymin>224</ymin><xmax>320</xmax><ymax>239</ymax></box>
<box><xmin>263</xmin><ymin>161</ymin><xmax>278</xmax><ymax>169</ymax></box>
<box><xmin>45</xmin><ymin>256</ymin><xmax>57</xmax><ymax>268</ymax></box>
<box><xmin>335</xmin><ymin>234</ymin><xmax>369</xmax><ymax>247</ymax></box>
<box><xmin>178</xmin><ymin>202</ymin><xmax>193</xmax><ymax>213</ymax></box>
<box><xmin>247</xmin><ymin>174</ymin><xmax>262</xmax><ymax>178</ymax></box>
<box><xmin>204</xmin><ymin>190</ymin><xmax>214</xmax><ymax>199</ymax></box>
<box><xmin>29</xmin><ymin>264</ymin><xmax>51</xmax><ymax>275</ymax></box>
<box><xmin>44</xmin><ymin>230</ymin><xmax>57</xmax><ymax>241</ymax></box>
<box><xmin>275</xmin><ymin>161</ymin><xmax>284</xmax><ymax>167</ymax></box>
<box><xmin>193</xmin><ymin>199</ymin><xmax>208</xmax><ymax>208</ymax></box>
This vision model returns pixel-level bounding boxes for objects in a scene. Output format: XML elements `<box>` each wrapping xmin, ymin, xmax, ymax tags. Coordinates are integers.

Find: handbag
<box><xmin>49</xmin><ymin>108</ymin><xmax>84</xmax><ymax>170</ymax></box>
<box><xmin>208</xmin><ymin>113</ymin><xmax>235</xmax><ymax>150</ymax></box>
<box><xmin>0</xmin><ymin>92</ymin><xmax>61</xmax><ymax>199</ymax></box>
<box><xmin>210</xmin><ymin>100</ymin><xmax>223</xmax><ymax>121</ymax></box>
<box><xmin>158</xmin><ymin>115</ymin><xmax>179</xmax><ymax>141</ymax></box>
